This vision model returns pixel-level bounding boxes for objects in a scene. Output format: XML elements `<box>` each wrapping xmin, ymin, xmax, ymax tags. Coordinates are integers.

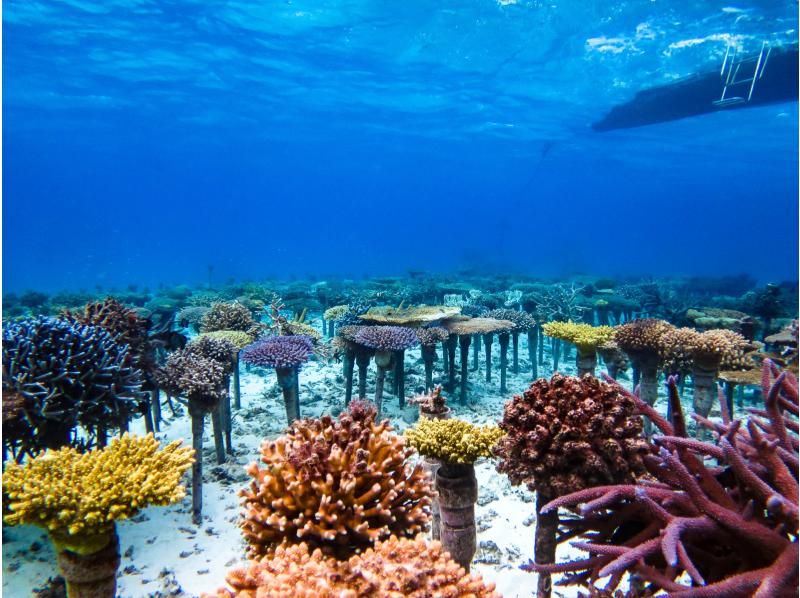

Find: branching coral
<box><xmin>2</xmin><ymin>433</ymin><xmax>193</xmax><ymax>553</ymax></box>
<box><xmin>408</xmin><ymin>385</ymin><xmax>449</xmax><ymax>417</ymax></box>
<box><xmin>405</xmin><ymin>418</ymin><xmax>504</xmax><ymax>465</ymax></box>
<box><xmin>2</xmin><ymin>316</ymin><xmax>145</xmax><ymax>458</ymax></box>
<box><xmin>156</xmin><ymin>349</ymin><xmax>228</xmax><ymax>407</ymax></box>
<box><xmin>354</xmin><ymin>325</ymin><xmax>419</xmax><ymax>352</ymax></box>
<box><xmin>208</xmin><ymin>535</ymin><xmax>500</xmax><ymax>598</ymax></box>
<box><xmin>530</xmin><ymin>360</ymin><xmax>799</xmax><ymax>597</ymax></box>
<box><xmin>177</xmin><ymin>306</ymin><xmax>211</xmax><ymax>331</ymax></box>
<box><xmin>63</xmin><ymin>297</ymin><xmax>155</xmax><ymax>380</ymax></box>
<box><xmin>542</xmin><ymin>321</ymin><xmax>616</xmax><ymax>376</ymax></box>
<box><xmin>240</xmin><ymin>402</ymin><xmax>432</xmax><ymax>559</ymax></box>
<box><xmin>323</xmin><ymin>304</ymin><xmax>350</xmax><ymax>321</ymax></box>
<box><xmin>198</xmin><ymin>330</ymin><xmax>254</xmax><ymax>350</ymax></box>
<box><xmin>240</xmin><ymin>336</ymin><xmax>314</xmax><ymax>369</ymax></box>
<box><xmin>200</xmin><ymin>302</ymin><xmax>264</xmax><ymax>337</ymax></box>
<box><xmin>354</xmin><ymin>326</ymin><xmax>419</xmax><ymax>411</ymax></box>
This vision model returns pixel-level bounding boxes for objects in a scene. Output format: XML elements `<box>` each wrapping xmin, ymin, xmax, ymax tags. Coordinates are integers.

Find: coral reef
<box><xmin>177</xmin><ymin>306</ymin><xmax>211</xmax><ymax>330</ymax></box>
<box><xmin>2</xmin><ymin>316</ymin><xmax>145</xmax><ymax>458</ymax></box>
<box><xmin>531</xmin><ymin>361</ymin><xmax>798</xmax><ymax>597</ymax></box>
<box><xmin>200</xmin><ymin>302</ymin><xmax>263</xmax><ymax>337</ymax></box>
<box><xmin>3</xmin><ymin>434</ymin><xmax>193</xmax><ymax>552</ymax></box>
<box><xmin>208</xmin><ymin>535</ymin><xmax>499</xmax><ymax>597</ymax></box>
<box><xmin>240</xmin><ymin>402</ymin><xmax>432</xmax><ymax>558</ymax></box>
<box><xmin>405</xmin><ymin>418</ymin><xmax>504</xmax><ymax>465</ymax></box>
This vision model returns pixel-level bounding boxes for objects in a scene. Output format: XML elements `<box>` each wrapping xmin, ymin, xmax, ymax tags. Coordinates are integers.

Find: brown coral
<box><xmin>200</xmin><ymin>302</ymin><xmax>264</xmax><ymax>337</ymax></box>
<box><xmin>495</xmin><ymin>373</ymin><xmax>649</xmax><ymax>497</ymax></box>
<box><xmin>614</xmin><ymin>318</ymin><xmax>674</xmax><ymax>361</ymax></box>
<box><xmin>240</xmin><ymin>403</ymin><xmax>432</xmax><ymax>559</ymax></box>
<box><xmin>689</xmin><ymin>328</ymin><xmax>754</xmax><ymax>371</ymax></box>
<box><xmin>658</xmin><ymin>326</ymin><xmax>699</xmax><ymax>375</ymax></box>
<box><xmin>208</xmin><ymin>535</ymin><xmax>500</xmax><ymax>597</ymax></box>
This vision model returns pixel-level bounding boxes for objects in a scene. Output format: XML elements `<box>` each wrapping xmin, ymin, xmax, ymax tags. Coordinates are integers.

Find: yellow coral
<box><xmin>405</xmin><ymin>418</ymin><xmax>504</xmax><ymax>465</ymax></box>
<box><xmin>198</xmin><ymin>330</ymin><xmax>254</xmax><ymax>350</ymax></box>
<box><xmin>3</xmin><ymin>434</ymin><xmax>194</xmax><ymax>551</ymax></box>
<box><xmin>282</xmin><ymin>320</ymin><xmax>321</xmax><ymax>342</ymax></box>
<box><xmin>323</xmin><ymin>304</ymin><xmax>349</xmax><ymax>320</ymax></box>
<box><xmin>542</xmin><ymin>321</ymin><xmax>616</xmax><ymax>351</ymax></box>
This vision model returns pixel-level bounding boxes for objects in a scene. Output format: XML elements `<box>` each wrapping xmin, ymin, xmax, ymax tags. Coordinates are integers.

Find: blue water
<box><xmin>3</xmin><ymin>0</ymin><xmax>798</xmax><ymax>292</ymax></box>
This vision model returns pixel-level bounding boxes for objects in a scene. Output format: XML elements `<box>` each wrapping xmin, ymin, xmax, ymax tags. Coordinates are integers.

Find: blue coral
<box><xmin>241</xmin><ymin>335</ymin><xmax>314</xmax><ymax>369</ymax></box>
<box><xmin>354</xmin><ymin>326</ymin><xmax>419</xmax><ymax>352</ymax></box>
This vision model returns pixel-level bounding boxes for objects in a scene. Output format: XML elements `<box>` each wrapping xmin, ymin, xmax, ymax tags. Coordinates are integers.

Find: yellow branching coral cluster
<box><xmin>323</xmin><ymin>304</ymin><xmax>349</xmax><ymax>320</ymax></box>
<box><xmin>208</xmin><ymin>535</ymin><xmax>500</xmax><ymax>598</ymax></box>
<box><xmin>240</xmin><ymin>407</ymin><xmax>432</xmax><ymax>559</ymax></box>
<box><xmin>199</xmin><ymin>330</ymin><xmax>255</xmax><ymax>350</ymax></box>
<box><xmin>281</xmin><ymin>320</ymin><xmax>321</xmax><ymax>342</ymax></box>
<box><xmin>405</xmin><ymin>418</ymin><xmax>504</xmax><ymax>465</ymax></box>
<box><xmin>541</xmin><ymin>321</ymin><xmax>616</xmax><ymax>351</ymax></box>
<box><xmin>2</xmin><ymin>434</ymin><xmax>194</xmax><ymax>546</ymax></box>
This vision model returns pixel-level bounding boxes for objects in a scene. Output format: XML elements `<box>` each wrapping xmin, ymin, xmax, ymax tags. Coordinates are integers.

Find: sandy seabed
<box><xmin>3</xmin><ymin>322</ymin><xmax>700</xmax><ymax>598</ymax></box>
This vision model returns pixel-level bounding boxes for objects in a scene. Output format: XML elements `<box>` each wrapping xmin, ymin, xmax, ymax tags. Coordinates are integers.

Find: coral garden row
<box><xmin>2</xmin><ymin>275</ymin><xmax>798</xmax><ymax>597</ymax></box>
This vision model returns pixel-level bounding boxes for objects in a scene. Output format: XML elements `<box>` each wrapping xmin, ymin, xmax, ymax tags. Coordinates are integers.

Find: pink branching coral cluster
<box><xmin>530</xmin><ymin>360</ymin><xmax>798</xmax><ymax>597</ymax></box>
<box><xmin>207</xmin><ymin>535</ymin><xmax>500</xmax><ymax>598</ymax></box>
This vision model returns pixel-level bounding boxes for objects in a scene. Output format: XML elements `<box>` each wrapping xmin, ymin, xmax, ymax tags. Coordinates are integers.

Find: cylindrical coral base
<box><xmin>56</xmin><ymin>529</ymin><xmax>120</xmax><ymax>598</ymax></box>
<box><xmin>436</xmin><ymin>463</ymin><xmax>478</xmax><ymax>572</ymax></box>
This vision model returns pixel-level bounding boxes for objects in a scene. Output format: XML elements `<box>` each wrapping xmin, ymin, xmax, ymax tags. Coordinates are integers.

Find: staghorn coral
<box><xmin>614</xmin><ymin>318</ymin><xmax>675</xmax><ymax>360</ymax></box>
<box><xmin>200</xmin><ymin>302</ymin><xmax>264</xmax><ymax>337</ymax></box>
<box><xmin>208</xmin><ymin>535</ymin><xmax>499</xmax><ymax>598</ymax></box>
<box><xmin>240</xmin><ymin>402</ymin><xmax>432</xmax><ymax>559</ymax></box>
<box><xmin>198</xmin><ymin>330</ymin><xmax>254</xmax><ymax>350</ymax></box>
<box><xmin>2</xmin><ymin>434</ymin><xmax>193</xmax><ymax>553</ymax></box>
<box><xmin>531</xmin><ymin>361</ymin><xmax>799</xmax><ymax>597</ymax></box>
<box><xmin>63</xmin><ymin>297</ymin><xmax>154</xmax><ymax>378</ymax></box>
<box><xmin>240</xmin><ymin>336</ymin><xmax>314</xmax><ymax>369</ymax></box>
<box><xmin>405</xmin><ymin>418</ymin><xmax>504</xmax><ymax>465</ymax></box>
<box><xmin>2</xmin><ymin>316</ymin><xmax>145</xmax><ymax>457</ymax></box>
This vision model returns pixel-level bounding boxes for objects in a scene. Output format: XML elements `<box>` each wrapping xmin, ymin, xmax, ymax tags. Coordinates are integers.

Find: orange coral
<box><xmin>208</xmin><ymin>535</ymin><xmax>500</xmax><ymax>598</ymax></box>
<box><xmin>240</xmin><ymin>404</ymin><xmax>432</xmax><ymax>558</ymax></box>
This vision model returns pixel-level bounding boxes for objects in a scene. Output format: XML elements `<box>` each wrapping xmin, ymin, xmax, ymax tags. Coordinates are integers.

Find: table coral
<box><xmin>207</xmin><ymin>535</ymin><xmax>500</xmax><ymax>597</ymax></box>
<box><xmin>542</xmin><ymin>321</ymin><xmax>616</xmax><ymax>376</ymax></box>
<box><xmin>240</xmin><ymin>335</ymin><xmax>314</xmax><ymax>369</ymax></box>
<box><xmin>531</xmin><ymin>360</ymin><xmax>799</xmax><ymax>597</ymax></box>
<box><xmin>198</xmin><ymin>330</ymin><xmax>254</xmax><ymax>350</ymax></box>
<box><xmin>2</xmin><ymin>433</ymin><xmax>194</xmax><ymax>553</ymax></box>
<box><xmin>240</xmin><ymin>401</ymin><xmax>432</xmax><ymax>559</ymax></box>
<box><xmin>405</xmin><ymin>418</ymin><xmax>504</xmax><ymax>465</ymax></box>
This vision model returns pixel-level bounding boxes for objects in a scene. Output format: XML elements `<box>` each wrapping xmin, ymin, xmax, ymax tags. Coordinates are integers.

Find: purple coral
<box><xmin>354</xmin><ymin>326</ymin><xmax>419</xmax><ymax>352</ymax></box>
<box><xmin>241</xmin><ymin>336</ymin><xmax>314</xmax><ymax>424</ymax></box>
<box><xmin>241</xmin><ymin>336</ymin><xmax>313</xmax><ymax>370</ymax></box>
